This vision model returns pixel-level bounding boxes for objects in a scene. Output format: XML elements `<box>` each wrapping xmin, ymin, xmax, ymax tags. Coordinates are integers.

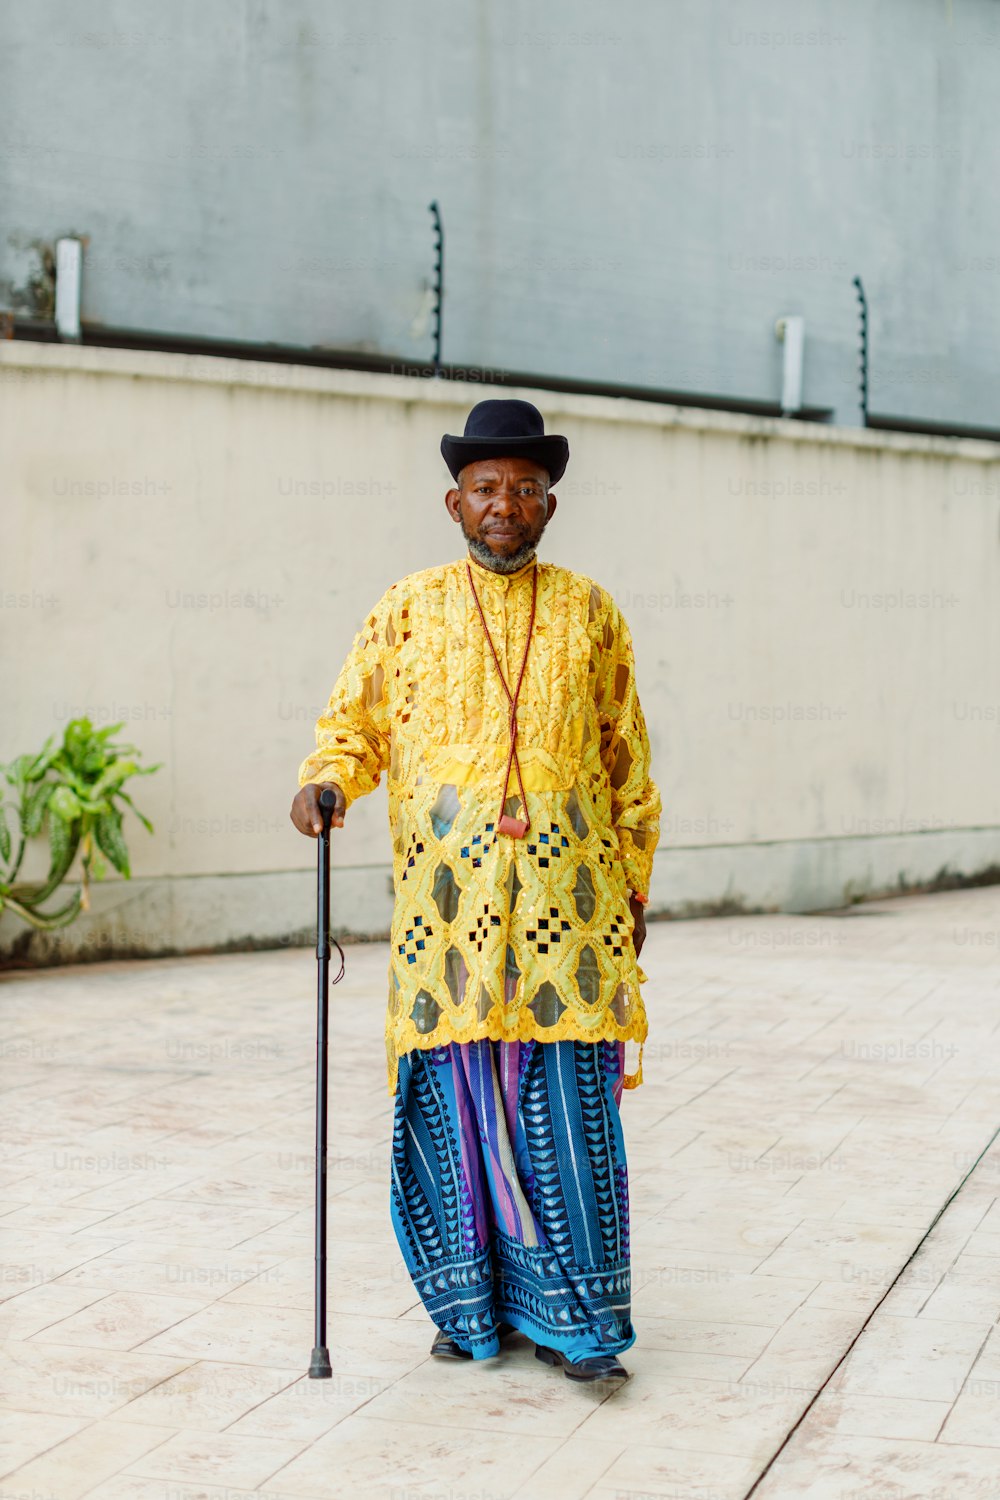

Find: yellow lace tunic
<box><xmin>298</xmin><ymin>552</ymin><xmax>661</xmax><ymax>1095</ymax></box>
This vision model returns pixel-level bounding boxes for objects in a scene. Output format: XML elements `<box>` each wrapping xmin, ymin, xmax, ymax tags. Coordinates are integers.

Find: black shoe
<box><xmin>430</xmin><ymin>1328</ymin><xmax>472</xmax><ymax>1359</ymax></box>
<box><xmin>430</xmin><ymin>1321</ymin><xmax>518</xmax><ymax>1359</ymax></box>
<box><xmin>535</xmin><ymin>1344</ymin><xmax>629</xmax><ymax>1383</ymax></box>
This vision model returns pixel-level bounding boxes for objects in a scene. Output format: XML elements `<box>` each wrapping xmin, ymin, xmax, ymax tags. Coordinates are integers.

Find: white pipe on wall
<box><xmin>775</xmin><ymin>315</ymin><xmax>805</xmax><ymax>415</ymax></box>
<box><xmin>55</xmin><ymin>237</ymin><xmax>83</xmax><ymax>341</ymax></box>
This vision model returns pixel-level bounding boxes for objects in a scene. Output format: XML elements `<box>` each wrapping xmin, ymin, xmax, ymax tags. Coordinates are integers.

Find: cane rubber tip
<box><xmin>308</xmin><ymin>1347</ymin><xmax>333</xmax><ymax>1379</ymax></box>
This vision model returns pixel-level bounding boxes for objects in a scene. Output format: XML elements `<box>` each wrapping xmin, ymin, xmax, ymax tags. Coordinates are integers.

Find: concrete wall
<box><xmin>2</xmin><ymin>0</ymin><xmax>999</xmax><ymax>429</ymax></box>
<box><xmin>1</xmin><ymin>341</ymin><xmax>999</xmax><ymax>962</ymax></box>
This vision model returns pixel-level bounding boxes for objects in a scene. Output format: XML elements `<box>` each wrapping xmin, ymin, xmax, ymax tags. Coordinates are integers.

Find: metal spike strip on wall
<box><xmin>428</xmin><ymin>201</ymin><xmax>444</xmax><ymax>376</ymax></box>
<box><xmin>853</xmin><ymin>275</ymin><xmax>869</xmax><ymax>427</ymax></box>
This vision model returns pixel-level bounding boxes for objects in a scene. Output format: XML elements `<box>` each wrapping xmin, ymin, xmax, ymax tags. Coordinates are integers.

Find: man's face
<box><xmin>445</xmin><ymin>457</ymin><xmax>557</xmax><ymax>571</ymax></box>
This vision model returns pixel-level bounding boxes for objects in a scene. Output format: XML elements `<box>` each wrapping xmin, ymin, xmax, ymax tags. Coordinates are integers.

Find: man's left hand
<box><xmin>628</xmin><ymin>894</ymin><xmax>646</xmax><ymax>959</ymax></box>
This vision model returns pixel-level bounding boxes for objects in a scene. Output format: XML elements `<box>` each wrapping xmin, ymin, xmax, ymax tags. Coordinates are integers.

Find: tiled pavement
<box><xmin>1</xmin><ymin>885</ymin><xmax>998</xmax><ymax>1500</ymax></box>
<box><xmin>752</xmin><ymin>1132</ymin><xmax>1000</xmax><ymax>1499</ymax></box>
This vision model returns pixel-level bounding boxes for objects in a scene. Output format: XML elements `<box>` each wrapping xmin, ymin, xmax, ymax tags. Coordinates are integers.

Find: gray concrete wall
<box><xmin>2</xmin><ymin>0</ymin><xmax>998</xmax><ymax>428</ymax></box>
<box><xmin>2</xmin><ymin>341</ymin><xmax>999</xmax><ymax>963</ymax></box>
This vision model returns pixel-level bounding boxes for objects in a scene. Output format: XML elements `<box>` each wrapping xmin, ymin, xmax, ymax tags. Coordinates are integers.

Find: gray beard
<box><xmin>461</xmin><ymin>520</ymin><xmax>543</xmax><ymax>574</ymax></box>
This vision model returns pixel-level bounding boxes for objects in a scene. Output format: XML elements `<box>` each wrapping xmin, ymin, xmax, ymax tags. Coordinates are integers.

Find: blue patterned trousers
<box><xmin>389</xmin><ymin>1037</ymin><xmax>634</xmax><ymax>1361</ymax></box>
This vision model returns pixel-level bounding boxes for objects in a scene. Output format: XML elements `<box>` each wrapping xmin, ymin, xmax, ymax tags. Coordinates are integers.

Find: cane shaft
<box><xmin>309</xmin><ymin>797</ymin><xmax>335</xmax><ymax>1378</ymax></box>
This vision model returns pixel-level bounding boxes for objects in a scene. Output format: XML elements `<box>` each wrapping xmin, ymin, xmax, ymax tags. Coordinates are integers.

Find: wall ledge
<box><xmin>4</xmin><ymin>340</ymin><xmax>1000</xmax><ymax>463</ymax></box>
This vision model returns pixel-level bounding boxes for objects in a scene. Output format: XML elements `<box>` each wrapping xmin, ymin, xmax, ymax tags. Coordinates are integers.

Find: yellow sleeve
<box><xmin>594</xmin><ymin>591</ymin><xmax>661</xmax><ymax>899</ymax></box>
<box><xmin>297</xmin><ymin>585</ymin><xmax>397</xmax><ymax>809</ymax></box>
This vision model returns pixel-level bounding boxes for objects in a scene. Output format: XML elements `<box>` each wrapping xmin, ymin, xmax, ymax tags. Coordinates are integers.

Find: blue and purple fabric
<box><xmin>389</xmin><ymin>1036</ymin><xmax>634</xmax><ymax>1361</ymax></box>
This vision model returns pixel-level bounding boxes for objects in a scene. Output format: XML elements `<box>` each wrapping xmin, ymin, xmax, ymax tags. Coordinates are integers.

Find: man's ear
<box><xmin>445</xmin><ymin>487</ymin><xmax>462</xmax><ymax>523</ymax></box>
<box><xmin>546</xmin><ymin>492</ymin><xmax>558</xmax><ymax>522</ymax></box>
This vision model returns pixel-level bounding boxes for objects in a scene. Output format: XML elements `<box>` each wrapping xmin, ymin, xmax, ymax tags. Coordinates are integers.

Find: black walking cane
<box><xmin>308</xmin><ymin>786</ymin><xmax>345</xmax><ymax>1379</ymax></box>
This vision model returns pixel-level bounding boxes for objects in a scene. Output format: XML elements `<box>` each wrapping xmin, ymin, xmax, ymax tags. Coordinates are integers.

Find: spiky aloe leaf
<box><xmin>117</xmin><ymin>789</ymin><xmax>154</xmax><ymax>833</ymax></box>
<box><xmin>94</xmin><ymin>722</ymin><xmax>127</xmax><ymax>745</ymax></box>
<box><xmin>6</xmin><ymin>752</ymin><xmax>38</xmax><ymax>789</ymax></box>
<box><xmin>91</xmin><ymin>758</ymin><xmax>137</xmax><ymax>798</ymax></box>
<box><xmin>46</xmin><ymin>811</ymin><xmax>80</xmax><ymax>890</ymax></box>
<box><xmin>0</xmin><ymin>806</ymin><xmax>10</xmax><ymax>865</ymax></box>
<box><xmin>3</xmin><ymin>888</ymin><xmax>83</xmax><ymax>930</ymax></box>
<box><xmin>17</xmin><ymin>811</ymin><xmax>82</xmax><ymax>909</ymax></box>
<box><xmin>63</xmin><ymin>717</ymin><xmax>93</xmax><ymax>755</ymax></box>
<box><xmin>94</xmin><ymin>811</ymin><xmax>130</xmax><ymax>877</ymax></box>
<box><xmin>23</xmin><ymin>781</ymin><xmax>55</xmax><ymax>838</ymax></box>
<box><xmin>28</xmin><ymin>736</ymin><xmax>58</xmax><ymax>779</ymax></box>
<box><xmin>50</xmin><ymin>786</ymin><xmax>83</xmax><ymax>822</ymax></box>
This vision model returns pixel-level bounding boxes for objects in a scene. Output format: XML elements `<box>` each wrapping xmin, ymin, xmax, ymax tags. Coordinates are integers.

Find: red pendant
<box><xmin>497</xmin><ymin>813</ymin><xmax>529</xmax><ymax>838</ymax></box>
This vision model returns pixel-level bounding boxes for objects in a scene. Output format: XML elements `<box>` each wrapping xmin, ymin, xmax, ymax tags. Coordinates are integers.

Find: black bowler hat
<box><xmin>441</xmin><ymin>399</ymin><xmax>569</xmax><ymax>484</ymax></box>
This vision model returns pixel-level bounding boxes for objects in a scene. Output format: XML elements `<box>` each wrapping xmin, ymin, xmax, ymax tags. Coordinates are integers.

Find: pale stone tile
<box><xmin>359</xmin><ymin>1343</ymin><xmax>616</xmax><ymax>1437</ymax></box>
<box><xmin>963</xmin><ymin>1321</ymin><xmax>1000</xmax><ymax>1378</ymax></box>
<box><xmin>0</xmin><ymin>1169</ymin><xmax>141</xmax><ymax>1206</ymax></box>
<box><xmin>964</xmin><ymin>1229</ymin><xmax>1000</xmax><ymax>1257</ymax></box>
<box><xmin>77</xmin><ymin>1478</ymin><xmax>303</xmax><ymax>1500</ymax></box>
<box><xmin>932</xmin><ymin>1385</ymin><xmax>1000</xmax><ymax>1447</ymax></box>
<box><xmin>0</xmin><ymin>1419</ymin><xmax>174</xmax><ymax>1500</ymax></box>
<box><xmin>231</xmin><ymin>1210</ymin><xmax>316</xmax><ymax>1256</ymax></box>
<box><xmin>70</xmin><ymin>1200</ymin><xmax>297</xmax><ymax>1248</ymax></box>
<box><xmin>112</xmin><ymin>1360</ymin><xmax>301</xmax><ymax>1431</ymax></box>
<box><xmin>0</xmin><ymin>1340</ymin><xmax>191</xmax><ymax>1417</ymax></box>
<box><xmin>0</xmin><ymin>1202</ymin><xmax>123</xmax><ymax>1235</ymax></box>
<box><xmin>806</xmin><ymin>1392</ymin><xmax>952</xmax><ymax>1441</ymax></box>
<box><xmin>633</xmin><ymin>1348</ymin><xmax>751</xmax><ymax>1383</ymax></box>
<box><xmin>507</xmin><ymin>1437</ymin><xmax>625</xmax><ymax>1500</ymax></box>
<box><xmin>0</xmin><ymin>1282</ymin><xmax>110</xmax><ymax>1340</ymax></box>
<box><xmin>123</xmin><ymin>1429</ymin><xmax>308</xmax><ymax>1488</ymax></box>
<box><xmin>159</xmin><ymin>1173</ymin><xmax>308</xmax><ymax>1211</ymax></box>
<box><xmin>28</xmin><ymin>1291</ymin><xmax>208</xmax><ymax>1350</ymax></box>
<box><xmin>55</xmin><ymin>1239</ymin><xmax>281</xmax><ymax>1271</ymax></box>
<box><xmin>739</xmin><ymin>1305</ymin><xmax>862</xmax><ymax>1392</ymax></box>
<box><xmin>133</xmin><ymin>1300</ymin><xmax>312</xmax><ymax>1367</ymax></box>
<box><xmin>754</xmin><ymin>1431</ymin><xmax>1000</xmax><ymax>1499</ymax></box>
<box><xmin>754</xmin><ymin>1218</ymin><xmax>921</xmax><ymax>1281</ymax></box>
<box><xmin>804</xmin><ymin>1279</ymin><xmax>887</xmax><ymax>1316</ymax></box>
<box><xmin>56</xmin><ymin>1172</ymin><xmax>220</xmax><ymax>1213</ymax></box>
<box><xmin>631</xmin><ymin>1271</ymin><xmax>816</xmax><ymax>1326</ymax></box>
<box><xmin>0</xmin><ymin>1411</ymin><xmax>90</xmax><ymax>1475</ymax></box>
<box><xmin>577</xmin><ymin>1373</ymin><xmax>809</xmax><ymax>1459</ymax></box>
<box><xmin>919</xmin><ymin>1277</ymin><xmax>1000</xmax><ymax>1324</ymax></box>
<box><xmin>938</xmin><ymin>1321</ymin><xmax>1000</xmax><ymax>1447</ymax></box>
<box><xmin>138</xmin><ymin>1303</ymin><xmax>428</xmax><ymax>1379</ymax></box>
<box><xmin>832</xmin><ymin>1314</ymin><xmax>991</xmax><ymax>1402</ymax></box>
<box><xmin>0</xmin><ymin>1230</ymin><xmax>128</xmax><ymax>1281</ymax></box>
<box><xmin>634</xmin><ymin>1316</ymin><xmax>775</xmax><ymax>1359</ymax></box>
<box><xmin>632</xmin><ymin>1227</ymin><xmax>764</xmax><ymax>1268</ymax></box>
<box><xmin>945</xmin><ymin>1252</ymin><xmax>1000</xmax><ymax>1288</ymax></box>
<box><xmin>589</xmin><ymin>1441</ymin><xmax>756</xmax><ymax>1500</ymax></box>
<box><xmin>641</xmin><ymin>1210</ymin><xmax>809</xmax><ymax>1255</ymax></box>
<box><xmin>877</xmin><ymin>1282</ymin><xmax>937</xmax><ymax>1317</ymax></box>
<box><xmin>54</xmin><ymin>1251</ymin><xmax>283</xmax><ymax>1299</ymax></box>
<box><xmin>217</xmin><ymin>1250</ymin><xmax>417</xmax><ymax>1318</ymax></box>
<box><xmin>227</xmin><ymin>1371</ymin><xmax>391</xmax><ymax>1440</ymax></box>
<box><xmin>265</xmin><ymin>1411</ymin><xmax>560</xmax><ymax>1498</ymax></box>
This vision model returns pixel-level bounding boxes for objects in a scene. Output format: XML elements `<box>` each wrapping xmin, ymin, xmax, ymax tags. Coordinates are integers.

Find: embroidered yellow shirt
<box><xmin>298</xmin><ymin>552</ymin><xmax>661</xmax><ymax>1095</ymax></box>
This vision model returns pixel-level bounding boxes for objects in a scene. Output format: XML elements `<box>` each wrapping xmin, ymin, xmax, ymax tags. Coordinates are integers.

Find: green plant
<box><xmin>0</xmin><ymin>718</ymin><xmax>160</xmax><ymax>931</ymax></box>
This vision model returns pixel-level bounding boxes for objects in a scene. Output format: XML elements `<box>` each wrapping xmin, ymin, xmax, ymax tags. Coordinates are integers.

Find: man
<box><xmin>291</xmin><ymin>398</ymin><xmax>660</xmax><ymax>1383</ymax></box>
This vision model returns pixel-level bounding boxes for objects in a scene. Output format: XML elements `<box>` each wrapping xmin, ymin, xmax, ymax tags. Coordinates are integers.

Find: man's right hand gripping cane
<box><xmin>290</xmin><ymin>782</ymin><xmax>347</xmax><ymax>838</ymax></box>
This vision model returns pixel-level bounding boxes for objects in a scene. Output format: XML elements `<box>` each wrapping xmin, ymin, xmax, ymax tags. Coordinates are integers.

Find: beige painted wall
<box><xmin>2</xmin><ymin>343</ymin><xmax>999</xmax><ymax>961</ymax></box>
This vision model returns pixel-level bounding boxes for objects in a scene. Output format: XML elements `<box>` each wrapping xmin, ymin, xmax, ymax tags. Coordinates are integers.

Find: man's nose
<box><xmin>490</xmin><ymin>488</ymin><xmax>519</xmax><ymax>514</ymax></box>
